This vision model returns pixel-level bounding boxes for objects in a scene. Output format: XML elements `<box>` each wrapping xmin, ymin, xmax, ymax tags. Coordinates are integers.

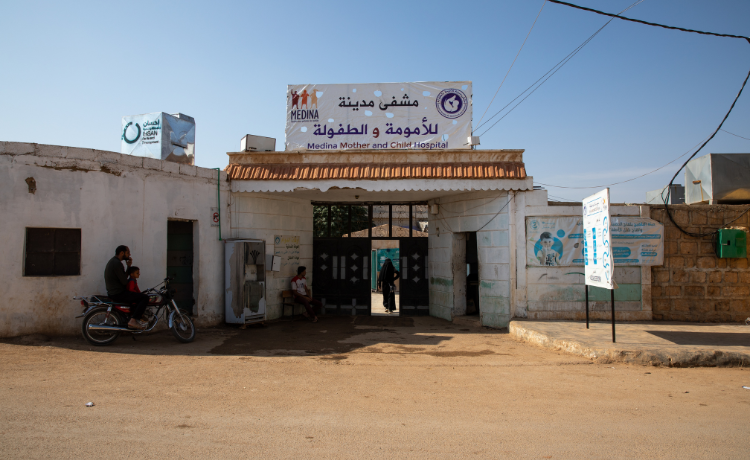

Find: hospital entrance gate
<box><xmin>312</xmin><ymin>203</ymin><xmax>430</xmax><ymax>316</ymax></box>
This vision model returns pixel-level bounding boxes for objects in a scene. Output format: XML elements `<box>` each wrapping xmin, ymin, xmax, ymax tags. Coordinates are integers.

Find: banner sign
<box><xmin>121</xmin><ymin>112</ymin><xmax>195</xmax><ymax>165</ymax></box>
<box><xmin>274</xmin><ymin>235</ymin><xmax>300</xmax><ymax>277</ymax></box>
<box><xmin>285</xmin><ymin>82</ymin><xmax>472</xmax><ymax>151</ymax></box>
<box><xmin>526</xmin><ymin>216</ymin><xmax>663</xmax><ymax>267</ymax></box>
<box><xmin>583</xmin><ymin>189</ymin><xmax>614</xmax><ymax>289</ymax></box>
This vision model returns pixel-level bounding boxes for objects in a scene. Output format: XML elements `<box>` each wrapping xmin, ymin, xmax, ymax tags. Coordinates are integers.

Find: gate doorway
<box><xmin>167</xmin><ymin>220</ymin><xmax>195</xmax><ymax>315</ymax></box>
<box><xmin>312</xmin><ymin>203</ymin><xmax>429</xmax><ymax>316</ymax></box>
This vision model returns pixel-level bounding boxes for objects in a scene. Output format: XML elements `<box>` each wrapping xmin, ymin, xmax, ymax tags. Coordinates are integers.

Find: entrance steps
<box><xmin>452</xmin><ymin>315</ymin><xmax>482</xmax><ymax>329</ymax></box>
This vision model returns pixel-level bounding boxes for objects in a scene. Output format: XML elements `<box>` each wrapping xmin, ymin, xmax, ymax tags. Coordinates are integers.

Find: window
<box><xmin>313</xmin><ymin>205</ymin><xmax>329</xmax><ymax>238</ymax></box>
<box><xmin>350</xmin><ymin>205</ymin><xmax>370</xmax><ymax>237</ymax></box>
<box><xmin>412</xmin><ymin>205</ymin><xmax>428</xmax><ymax>236</ymax></box>
<box><xmin>24</xmin><ymin>228</ymin><xmax>81</xmax><ymax>276</ymax></box>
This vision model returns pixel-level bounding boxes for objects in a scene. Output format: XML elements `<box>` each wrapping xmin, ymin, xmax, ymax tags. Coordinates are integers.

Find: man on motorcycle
<box><xmin>104</xmin><ymin>245</ymin><xmax>148</xmax><ymax>330</ymax></box>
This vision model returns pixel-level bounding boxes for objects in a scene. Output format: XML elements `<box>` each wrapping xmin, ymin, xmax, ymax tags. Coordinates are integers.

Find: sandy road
<box><xmin>1</xmin><ymin>316</ymin><xmax>748</xmax><ymax>459</ymax></box>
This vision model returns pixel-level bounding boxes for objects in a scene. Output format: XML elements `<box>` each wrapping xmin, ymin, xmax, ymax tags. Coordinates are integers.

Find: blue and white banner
<box><xmin>285</xmin><ymin>82</ymin><xmax>473</xmax><ymax>151</ymax></box>
<box><xmin>526</xmin><ymin>215</ymin><xmax>664</xmax><ymax>268</ymax></box>
<box><xmin>583</xmin><ymin>189</ymin><xmax>614</xmax><ymax>289</ymax></box>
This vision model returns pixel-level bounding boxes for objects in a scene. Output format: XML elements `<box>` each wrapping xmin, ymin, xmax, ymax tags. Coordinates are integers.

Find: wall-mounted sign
<box><xmin>274</xmin><ymin>235</ymin><xmax>300</xmax><ymax>277</ymax></box>
<box><xmin>526</xmin><ymin>215</ymin><xmax>663</xmax><ymax>268</ymax></box>
<box><xmin>121</xmin><ymin>112</ymin><xmax>195</xmax><ymax>165</ymax></box>
<box><xmin>211</xmin><ymin>207</ymin><xmax>219</xmax><ymax>227</ymax></box>
<box><xmin>285</xmin><ymin>82</ymin><xmax>472</xmax><ymax>151</ymax></box>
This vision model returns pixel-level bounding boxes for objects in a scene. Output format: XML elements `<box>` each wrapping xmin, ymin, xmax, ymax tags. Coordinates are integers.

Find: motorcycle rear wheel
<box><xmin>169</xmin><ymin>309</ymin><xmax>195</xmax><ymax>343</ymax></box>
<box><xmin>82</xmin><ymin>307</ymin><xmax>122</xmax><ymax>346</ymax></box>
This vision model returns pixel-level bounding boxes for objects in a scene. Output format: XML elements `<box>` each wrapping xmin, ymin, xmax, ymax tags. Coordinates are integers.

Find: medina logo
<box><xmin>289</xmin><ymin>88</ymin><xmax>320</xmax><ymax>122</ymax></box>
<box><xmin>435</xmin><ymin>88</ymin><xmax>468</xmax><ymax>119</ymax></box>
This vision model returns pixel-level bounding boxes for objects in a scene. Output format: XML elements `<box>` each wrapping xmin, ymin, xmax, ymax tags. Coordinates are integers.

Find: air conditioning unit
<box><xmin>240</xmin><ymin>135</ymin><xmax>276</xmax><ymax>152</ymax></box>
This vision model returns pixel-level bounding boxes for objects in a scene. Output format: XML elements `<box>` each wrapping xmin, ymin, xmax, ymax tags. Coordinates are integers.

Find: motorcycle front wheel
<box><xmin>82</xmin><ymin>307</ymin><xmax>122</xmax><ymax>346</ymax></box>
<box><xmin>169</xmin><ymin>309</ymin><xmax>195</xmax><ymax>343</ymax></box>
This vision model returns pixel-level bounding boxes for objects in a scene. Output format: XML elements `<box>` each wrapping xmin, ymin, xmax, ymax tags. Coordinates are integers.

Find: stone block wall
<box><xmin>649</xmin><ymin>204</ymin><xmax>750</xmax><ymax>322</ymax></box>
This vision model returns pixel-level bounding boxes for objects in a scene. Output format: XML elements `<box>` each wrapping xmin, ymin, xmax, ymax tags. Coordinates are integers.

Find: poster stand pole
<box><xmin>585</xmin><ymin>284</ymin><xmax>589</xmax><ymax>329</ymax></box>
<box><xmin>610</xmin><ymin>288</ymin><xmax>616</xmax><ymax>343</ymax></box>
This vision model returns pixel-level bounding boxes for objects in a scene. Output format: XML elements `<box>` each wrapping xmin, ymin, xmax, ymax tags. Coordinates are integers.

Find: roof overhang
<box><xmin>226</xmin><ymin>149</ymin><xmax>531</xmax><ymax>197</ymax></box>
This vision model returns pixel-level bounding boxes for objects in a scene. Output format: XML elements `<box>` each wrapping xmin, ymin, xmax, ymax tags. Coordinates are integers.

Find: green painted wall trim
<box><xmin>588</xmin><ymin>284</ymin><xmax>641</xmax><ymax>301</ymax></box>
<box><xmin>430</xmin><ymin>277</ymin><xmax>453</xmax><ymax>287</ymax></box>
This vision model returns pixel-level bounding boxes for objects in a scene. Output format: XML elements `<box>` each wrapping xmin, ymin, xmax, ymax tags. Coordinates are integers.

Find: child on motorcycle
<box><xmin>126</xmin><ymin>266</ymin><xmax>149</xmax><ymax>326</ymax></box>
<box><xmin>126</xmin><ymin>266</ymin><xmax>141</xmax><ymax>294</ymax></box>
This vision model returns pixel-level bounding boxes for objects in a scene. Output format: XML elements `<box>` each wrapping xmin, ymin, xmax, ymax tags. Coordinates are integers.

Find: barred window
<box><xmin>24</xmin><ymin>228</ymin><xmax>81</xmax><ymax>276</ymax></box>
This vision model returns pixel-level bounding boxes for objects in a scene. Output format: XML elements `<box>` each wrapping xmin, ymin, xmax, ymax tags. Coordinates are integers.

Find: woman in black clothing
<box><xmin>377</xmin><ymin>258</ymin><xmax>400</xmax><ymax>313</ymax></box>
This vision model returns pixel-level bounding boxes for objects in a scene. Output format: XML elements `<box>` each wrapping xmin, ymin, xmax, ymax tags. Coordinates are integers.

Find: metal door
<box><xmin>167</xmin><ymin>221</ymin><xmax>194</xmax><ymax>314</ymax></box>
<box><xmin>312</xmin><ymin>239</ymin><xmax>371</xmax><ymax>315</ymax></box>
<box><xmin>399</xmin><ymin>238</ymin><xmax>429</xmax><ymax>316</ymax></box>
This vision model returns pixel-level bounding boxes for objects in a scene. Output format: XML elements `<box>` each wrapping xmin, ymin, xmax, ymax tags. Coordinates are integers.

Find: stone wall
<box><xmin>649</xmin><ymin>204</ymin><xmax>750</xmax><ymax>322</ymax></box>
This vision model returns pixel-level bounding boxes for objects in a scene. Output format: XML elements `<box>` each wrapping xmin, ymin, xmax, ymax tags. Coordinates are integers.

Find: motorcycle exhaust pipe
<box><xmin>87</xmin><ymin>325</ymin><xmax>135</xmax><ymax>332</ymax></box>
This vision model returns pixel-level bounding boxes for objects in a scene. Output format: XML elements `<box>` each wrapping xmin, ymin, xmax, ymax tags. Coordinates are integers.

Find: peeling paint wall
<box><xmin>0</xmin><ymin>142</ymin><xmax>230</xmax><ymax>337</ymax></box>
<box><xmin>428</xmin><ymin>190</ymin><xmax>512</xmax><ymax>327</ymax></box>
<box><xmin>514</xmin><ymin>190</ymin><xmax>652</xmax><ymax>321</ymax></box>
<box><xmin>229</xmin><ymin>193</ymin><xmax>313</xmax><ymax>320</ymax></box>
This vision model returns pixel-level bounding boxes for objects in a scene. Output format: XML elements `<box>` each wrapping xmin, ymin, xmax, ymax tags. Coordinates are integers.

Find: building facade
<box><xmin>1</xmin><ymin>141</ymin><xmax>669</xmax><ymax>336</ymax></box>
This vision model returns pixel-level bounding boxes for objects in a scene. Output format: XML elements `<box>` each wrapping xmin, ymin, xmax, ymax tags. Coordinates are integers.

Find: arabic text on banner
<box><xmin>525</xmin><ymin>216</ymin><xmax>663</xmax><ymax>267</ymax></box>
<box><xmin>583</xmin><ymin>189</ymin><xmax>614</xmax><ymax>289</ymax></box>
<box><xmin>285</xmin><ymin>82</ymin><xmax>472</xmax><ymax>151</ymax></box>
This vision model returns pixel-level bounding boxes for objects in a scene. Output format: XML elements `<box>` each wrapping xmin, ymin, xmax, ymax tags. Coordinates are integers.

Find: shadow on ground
<box><xmin>646</xmin><ymin>330</ymin><xmax>750</xmax><ymax>346</ymax></box>
<box><xmin>0</xmin><ymin>315</ymin><xmax>505</xmax><ymax>358</ymax></box>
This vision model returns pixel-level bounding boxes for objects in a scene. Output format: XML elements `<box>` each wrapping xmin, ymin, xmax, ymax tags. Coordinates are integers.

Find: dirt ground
<box><xmin>1</xmin><ymin>316</ymin><xmax>749</xmax><ymax>459</ymax></box>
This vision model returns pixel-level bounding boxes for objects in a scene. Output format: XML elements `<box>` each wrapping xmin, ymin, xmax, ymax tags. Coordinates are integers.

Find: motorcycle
<box><xmin>75</xmin><ymin>277</ymin><xmax>195</xmax><ymax>346</ymax></box>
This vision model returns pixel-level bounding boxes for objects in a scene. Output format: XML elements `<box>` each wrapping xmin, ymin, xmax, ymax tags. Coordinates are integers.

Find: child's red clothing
<box><xmin>127</xmin><ymin>279</ymin><xmax>140</xmax><ymax>293</ymax></box>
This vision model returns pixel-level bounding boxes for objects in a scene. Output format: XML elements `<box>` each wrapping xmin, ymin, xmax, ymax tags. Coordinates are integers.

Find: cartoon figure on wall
<box><xmin>534</xmin><ymin>231</ymin><xmax>564</xmax><ymax>266</ymax></box>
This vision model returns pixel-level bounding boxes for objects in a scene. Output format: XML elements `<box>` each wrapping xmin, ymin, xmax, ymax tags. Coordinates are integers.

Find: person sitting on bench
<box><xmin>291</xmin><ymin>266</ymin><xmax>322</xmax><ymax>322</ymax></box>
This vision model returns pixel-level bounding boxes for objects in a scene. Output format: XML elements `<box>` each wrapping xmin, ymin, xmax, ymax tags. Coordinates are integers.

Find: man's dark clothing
<box><xmin>104</xmin><ymin>256</ymin><xmax>129</xmax><ymax>296</ymax></box>
<box><xmin>104</xmin><ymin>256</ymin><xmax>147</xmax><ymax>320</ymax></box>
<box><xmin>110</xmin><ymin>290</ymin><xmax>149</xmax><ymax>320</ymax></box>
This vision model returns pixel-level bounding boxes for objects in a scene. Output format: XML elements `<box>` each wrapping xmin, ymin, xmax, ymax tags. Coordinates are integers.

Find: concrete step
<box><xmin>452</xmin><ymin>315</ymin><xmax>482</xmax><ymax>329</ymax></box>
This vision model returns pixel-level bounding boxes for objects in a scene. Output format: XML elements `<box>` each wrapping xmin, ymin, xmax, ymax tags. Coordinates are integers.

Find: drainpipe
<box><xmin>213</xmin><ymin>168</ymin><xmax>222</xmax><ymax>241</ymax></box>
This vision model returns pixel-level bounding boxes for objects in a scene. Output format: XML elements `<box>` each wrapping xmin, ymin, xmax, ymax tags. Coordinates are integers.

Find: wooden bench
<box><xmin>281</xmin><ymin>290</ymin><xmax>304</xmax><ymax>320</ymax></box>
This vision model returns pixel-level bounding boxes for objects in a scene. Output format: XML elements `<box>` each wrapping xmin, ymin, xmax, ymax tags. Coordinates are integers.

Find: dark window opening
<box><xmin>24</xmin><ymin>228</ymin><xmax>81</xmax><ymax>276</ymax></box>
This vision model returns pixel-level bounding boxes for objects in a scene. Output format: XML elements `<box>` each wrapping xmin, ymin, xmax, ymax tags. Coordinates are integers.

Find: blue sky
<box><xmin>1</xmin><ymin>0</ymin><xmax>749</xmax><ymax>202</ymax></box>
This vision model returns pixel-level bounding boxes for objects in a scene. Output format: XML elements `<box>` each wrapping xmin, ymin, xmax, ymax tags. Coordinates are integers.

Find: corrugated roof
<box><xmin>226</xmin><ymin>162</ymin><xmax>526</xmax><ymax>181</ymax></box>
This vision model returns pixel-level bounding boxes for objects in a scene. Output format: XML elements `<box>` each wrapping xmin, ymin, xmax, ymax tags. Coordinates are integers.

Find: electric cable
<box><xmin>550</xmin><ymin>0</ymin><xmax>750</xmax><ymax>238</ymax></box>
<box><xmin>476</xmin><ymin>0</ymin><xmax>548</xmax><ymax>128</ymax></box>
<box><xmin>534</xmin><ymin>135</ymin><xmax>709</xmax><ymax>189</ymax></box>
<box><xmin>475</xmin><ymin>0</ymin><xmax>645</xmax><ymax>136</ymax></box>
<box><xmin>548</xmin><ymin>0</ymin><xmax>750</xmax><ymax>41</ymax></box>
<box><xmin>721</xmin><ymin>129</ymin><xmax>750</xmax><ymax>141</ymax></box>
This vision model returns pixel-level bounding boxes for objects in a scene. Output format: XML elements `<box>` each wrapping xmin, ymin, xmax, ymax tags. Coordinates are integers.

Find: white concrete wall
<box><xmin>0</xmin><ymin>142</ymin><xmax>230</xmax><ymax>337</ymax></box>
<box><xmin>428</xmin><ymin>191</ymin><xmax>512</xmax><ymax>327</ymax></box>
<box><xmin>513</xmin><ymin>190</ymin><xmax>652</xmax><ymax>321</ymax></box>
<box><xmin>229</xmin><ymin>193</ymin><xmax>313</xmax><ymax>320</ymax></box>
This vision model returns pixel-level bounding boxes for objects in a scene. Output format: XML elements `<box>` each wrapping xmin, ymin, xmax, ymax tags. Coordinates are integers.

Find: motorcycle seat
<box><xmin>91</xmin><ymin>295</ymin><xmax>133</xmax><ymax>306</ymax></box>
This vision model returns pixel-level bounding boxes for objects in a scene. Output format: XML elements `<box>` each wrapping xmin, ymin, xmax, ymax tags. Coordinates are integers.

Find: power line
<box><xmin>535</xmin><ymin>136</ymin><xmax>709</xmax><ymax>189</ymax></box>
<box><xmin>474</xmin><ymin>0</ymin><xmax>645</xmax><ymax>136</ymax></box>
<box><xmin>476</xmin><ymin>0</ymin><xmax>547</xmax><ymax>128</ymax></box>
<box><xmin>548</xmin><ymin>0</ymin><xmax>750</xmax><ymax>41</ymax></box>
<box><xmin>550</xmin><ymin>0</ymin><xmax>750</xmax><ymax>238</ymax></box>
<box><xmin>721</xmin><ymin>129</ymin><xmax>750</xmax><ymax>141</ymax></box>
